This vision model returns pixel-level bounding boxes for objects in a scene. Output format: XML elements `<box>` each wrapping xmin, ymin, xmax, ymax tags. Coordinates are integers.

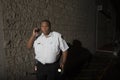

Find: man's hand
<box><xmin>32</xmin><ymin>28</ymin><xmax>39</xmax><ymax>37</ymax></box>
<box><xmin>26</xmin><ymin>28</ymin><xmax>39</xmax><ymax>49</ymax></box>
<box><xmin>60</xmin><ymin>63</ymin><xmax>64</xmax><ymax>70</ymax></box>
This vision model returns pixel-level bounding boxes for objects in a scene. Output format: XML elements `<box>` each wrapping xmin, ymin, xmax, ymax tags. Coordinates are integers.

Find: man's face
<box><xmin>40</xmin><ymin>22</ymin><xmax>50</xmax><ymax>35</ymax></box>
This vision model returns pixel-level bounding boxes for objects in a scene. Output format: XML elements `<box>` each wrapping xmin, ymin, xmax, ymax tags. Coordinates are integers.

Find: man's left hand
<box><xmin>60</xmin><ymin>63</ymin><xmax>64</xmax><ymax>70</ymax></box>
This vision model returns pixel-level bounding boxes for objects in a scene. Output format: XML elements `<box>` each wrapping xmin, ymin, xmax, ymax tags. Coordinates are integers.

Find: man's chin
<box><xmin>43</xmin><ymin>32</ymin><xmax>49</xmax><ymax>35</ymax></box>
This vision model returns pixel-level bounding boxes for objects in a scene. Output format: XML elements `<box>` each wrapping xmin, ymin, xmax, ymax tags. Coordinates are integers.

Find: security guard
<box><xmin>27</xmin><ymin>20</ymin><xmax>69</xmax><ymax>80</ymax></box>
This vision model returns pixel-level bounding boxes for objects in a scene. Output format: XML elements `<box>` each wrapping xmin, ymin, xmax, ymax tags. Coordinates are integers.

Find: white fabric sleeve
<box><xmin>59</xmin><ymin>35</ymin><xmax>69</xmax><ymax>52</ymax></box>
<box><xmin>33</xmin><ymin>35</ymin><xmax>39</xmax><ymax>48</ymax></box>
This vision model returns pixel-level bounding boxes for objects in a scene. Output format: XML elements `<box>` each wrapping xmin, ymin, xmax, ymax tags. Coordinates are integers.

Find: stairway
<box><xmin>70</xmin><ymin>52</ymin><xmax>117</xmax><ymax>80</ymax></box>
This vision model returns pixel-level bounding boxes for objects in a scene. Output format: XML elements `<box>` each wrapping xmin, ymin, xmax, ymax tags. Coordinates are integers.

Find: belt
<box><xmin>36</xmin><ymin>60</ymin><xmax>59</xmax><ymax>66</ymax></box>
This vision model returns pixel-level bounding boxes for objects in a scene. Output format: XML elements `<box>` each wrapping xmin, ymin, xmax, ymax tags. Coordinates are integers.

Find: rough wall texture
<box><xmin>0</xmin><ymin>0</ymin><xmax>96</xmax><ymax>80</ymax></box>
<box><xmin>0</xmin><ymin>1</ymin><xmax>6</xmax><ymax>80</ymax></box>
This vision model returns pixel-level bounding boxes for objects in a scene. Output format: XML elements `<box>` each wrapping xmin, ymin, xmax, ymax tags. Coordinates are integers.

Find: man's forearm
<box><xmin>62</xmin><ymin>51</ymin><xmax>68</xmax><ymax>64</ymax></box>
<box><xmin>27</xmin><ymin>35</ymin><xmax>35</xmax><ymax>49</ymax></box>
<box><xmin>60</xmin><ymin>50</ymin><xmax>68</xmax><ymax>69</ymax></box>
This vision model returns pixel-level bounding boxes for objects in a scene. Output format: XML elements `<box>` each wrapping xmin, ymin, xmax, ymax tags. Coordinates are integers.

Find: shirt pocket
<box><xmin>35</xmin><ymin>42</ymin><xmax>43</xmax><ymax>51</ymax></box>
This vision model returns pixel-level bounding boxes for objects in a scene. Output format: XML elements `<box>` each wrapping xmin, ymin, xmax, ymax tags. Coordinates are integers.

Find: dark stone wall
<box><xmin>96</xmin><ymin>0</ymin><xmax>116</xmax><ymax>49</ymax></box>
<box><xmin>0</xmin><ymin>1</ymin><xmax>6</xmax><ymax>80</ymax></box>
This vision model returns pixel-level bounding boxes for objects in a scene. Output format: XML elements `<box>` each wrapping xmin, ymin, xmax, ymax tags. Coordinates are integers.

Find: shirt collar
<box><xmin>41</xmin><ymin>31</ymin><xmax>53</xmax><ymax>37</ymax></box>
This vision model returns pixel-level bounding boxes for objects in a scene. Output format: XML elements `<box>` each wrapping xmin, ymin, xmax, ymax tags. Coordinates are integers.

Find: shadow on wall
<box><xmin>63</xmin><ymin>40</ymin><xmax>93</xmax><ymax>80</ymax></box>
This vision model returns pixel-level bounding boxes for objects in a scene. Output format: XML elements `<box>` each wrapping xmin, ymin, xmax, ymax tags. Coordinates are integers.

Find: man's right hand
<box><xmin>32</xmin><ymin>28</ymin><xmax>39</xmax><ymax>37</ymax></box>
<box><xmin>27</xmin><ymin>28</ymin><xmax>39</xmax><ymax>49</ymax></box>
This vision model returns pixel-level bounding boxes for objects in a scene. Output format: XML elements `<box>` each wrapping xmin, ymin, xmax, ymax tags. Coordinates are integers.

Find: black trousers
<box><xmin>36</xmin><ymin>61</ymin><xmax>60</xmax><ymax>80</ymax></box>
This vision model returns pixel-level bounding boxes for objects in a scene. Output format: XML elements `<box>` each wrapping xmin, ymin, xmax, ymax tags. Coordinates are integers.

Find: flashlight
<box><xmin>58</xmin><ymin>68</ymin><xmax>62</xmax><ymax>72</ymax></box>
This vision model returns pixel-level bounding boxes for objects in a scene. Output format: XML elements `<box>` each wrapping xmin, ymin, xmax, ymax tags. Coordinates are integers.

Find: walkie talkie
<box><xmin>35</xmin><ymin>28</ymin><xmax>40</xmax><ymax>32</ymax></box>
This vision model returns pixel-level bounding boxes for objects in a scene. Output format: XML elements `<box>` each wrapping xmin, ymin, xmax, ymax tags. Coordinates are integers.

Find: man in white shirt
<box><xmin>27</xmin><ymin>20</ymin><xmax>69</xmax><ymax>80</ymax></box>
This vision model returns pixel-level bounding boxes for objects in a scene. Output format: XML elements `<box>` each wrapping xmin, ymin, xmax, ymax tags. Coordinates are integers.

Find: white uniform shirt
<box><xmin>33</xmin><ymin>31</ymin><xmax>69</xmax><ymax>64</ymax></box>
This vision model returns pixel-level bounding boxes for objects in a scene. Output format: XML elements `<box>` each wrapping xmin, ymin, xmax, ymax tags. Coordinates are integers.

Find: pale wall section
<box><xmin>0</xmin><ymin>0</ymin><xmax>96</xmax><ymax>80</ymax></box>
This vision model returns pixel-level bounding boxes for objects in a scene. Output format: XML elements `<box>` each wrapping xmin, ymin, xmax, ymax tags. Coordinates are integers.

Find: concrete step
<box><xmin>69</xmin><ymin>53</ymin><xmax>117</xmax><ymax>80</ymax></box>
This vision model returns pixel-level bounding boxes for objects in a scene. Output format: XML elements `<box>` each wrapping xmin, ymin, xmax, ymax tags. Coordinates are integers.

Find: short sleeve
<box><xmin>58</xmin><ymin>35</ymin><xmax>69</xmax><ymax>52</ymax></box>
<box><xmin>33</xmin><ymin>35</ymin><xmax>40</xmax><ymax>48</ymax></box>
